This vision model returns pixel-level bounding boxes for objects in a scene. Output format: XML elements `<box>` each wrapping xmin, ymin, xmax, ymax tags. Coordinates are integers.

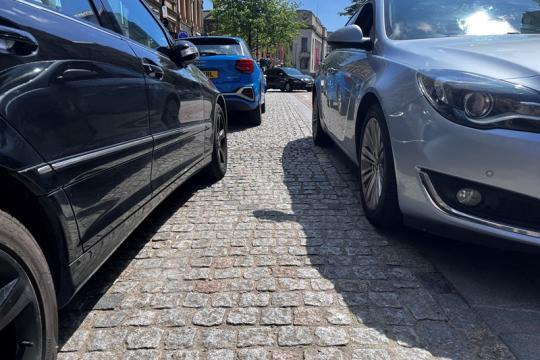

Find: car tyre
<box><xmin>247</xmin><ymin>103</ymin><xmax>262</xmax><ymax>126</ymax></box>
<box><xmin>285</xmin><ymin>82</ymin><xmax>293</xmax><ymax>92</ymax></box>
<box><xmin>358</xmin><ymin>104</ymin><xmax>402</xmax><ymax>228</ymax></box>
<box><xmin>312</xmin><ymin>93</ymin><xmax>332</xmax><ymax>147</ymax></box>
<box><xmin>0</xmin><ymin>210</ymin><xmax>58</xmax><ymax>360</ymax></box>
<box><xmin>203</xmin><ymin>104</ymin><xmax>228</xmax><ymax>181</ymax></box>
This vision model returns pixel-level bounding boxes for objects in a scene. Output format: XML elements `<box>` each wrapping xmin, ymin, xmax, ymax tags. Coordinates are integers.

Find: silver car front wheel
<box><xmin>361</xmin><ymin>117</ymin><xmax>385</xmax><ymax>210</ymax></box>
<box><xmin>358</xmin><ymin>104</ymin><xmax>402</xmax><ymax>228</ymax></box>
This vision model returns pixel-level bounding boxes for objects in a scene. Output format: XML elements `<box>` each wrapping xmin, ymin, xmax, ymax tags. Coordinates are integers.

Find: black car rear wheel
<box><xmin>203</xmin><ymin>104</ymin><xmax>228</xmax><ymax>181</ymax></box>
<box><xmin>285</xmin><ymin>82</ymin><xmax>293</xmax><ymax>92</ymax></box>
<box><xmin>0</xmin><ymin>210</ymin><xmax>57</xmax><ymax>360</ymax></box>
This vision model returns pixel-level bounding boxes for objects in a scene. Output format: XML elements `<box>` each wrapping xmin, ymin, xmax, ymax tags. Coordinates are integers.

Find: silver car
<box><xmin>313</xmin><ymin>0</ymin><xmax>540</xmax><ymax>246</ymax></box>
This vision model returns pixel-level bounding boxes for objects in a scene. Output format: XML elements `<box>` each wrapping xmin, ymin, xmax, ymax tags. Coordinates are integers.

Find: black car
<box><xmin>265</xmin><ymin>67</ymin><xmax>314</xmax><ymax>92</ymax></box>
<box><xmin>0</xmin><ymin>1</ymin><xmax>228</xmax><ymax>358</ymax></box>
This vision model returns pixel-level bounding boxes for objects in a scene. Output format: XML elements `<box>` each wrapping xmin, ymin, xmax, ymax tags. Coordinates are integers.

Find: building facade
<box><xmin>202</xmin><ymin>10</ymin><xmax>215</xmax><ymax>35</ymax></box>
<box><xmin>291</xmin><ymin>10</ymin><xmax>328</xmax><ymax>76</ymax></box>
<box><xmin>146</xmin><ymin>0</ymin><xmax>204</xmax><ymax>37</ymax></box>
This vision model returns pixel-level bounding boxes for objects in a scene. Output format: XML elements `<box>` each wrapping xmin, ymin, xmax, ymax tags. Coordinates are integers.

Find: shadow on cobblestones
<box><xmin>254</xmin><ymin>137</ymin><xmax>515</xmax><ymax>359</ymax></box>
<box><xmin>58</xmin><ymin>174</ymin><xmax>211</xmax><ymax>348</ymax></box>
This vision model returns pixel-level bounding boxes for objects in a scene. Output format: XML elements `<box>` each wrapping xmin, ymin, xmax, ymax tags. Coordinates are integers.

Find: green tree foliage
<box><xmin>340</xmin><ymin>0</ymin><xmax>368</xmax><ymax>17</ymax></box>
<box><xmin>211</xmin><ymin>0</ymin><xmax>302</xmax><ymax>57</ymax></box>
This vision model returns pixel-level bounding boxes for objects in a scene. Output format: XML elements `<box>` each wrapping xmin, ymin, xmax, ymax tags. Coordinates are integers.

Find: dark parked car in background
<box><xmin>265</xmin><ymin>67</ymin><xmax>314</xmax><ymax>92</ymax></box>
<box><xmin>187</xmin><ymin>36</ymin><xmax>266</xmax><ymax>126</ymax></box>
<box><xmin>0</xmin><ymin>0</ymin><xmax>228</xmax><ymax>358</ymax></box>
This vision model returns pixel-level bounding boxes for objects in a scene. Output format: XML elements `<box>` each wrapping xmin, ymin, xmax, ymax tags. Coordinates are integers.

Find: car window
<box><xmin>103</xmin><ymin>0</ymin><xmax>169</xmax><ymax>50</ymax></box>
<box><xmin>355</xmin><ymin>3</ymin><xmax>375</xmax><ymax>38</ymax></box>
<box><xmin>194</xmin><ymin>44</ymin><xmax>243</xmax><ymax>56</ymax></box>
<box><xmin>188</xmin><ymin>38</ymin><xmax>245</xmax><ymax>56</ymax></box>
<box><xmin>283</xmin><ymin>68</ymin><xmax>304</xmax><ymax>76</ymax></box>
<box><xmin>29</xmin><ymin>0</ymin><xmax>100</xmax><ymax>25</ymax></box>
<box><xmin>240</xmin><ymin>41</ymin><xmax>252</xmax><ymax>58</ymax></box>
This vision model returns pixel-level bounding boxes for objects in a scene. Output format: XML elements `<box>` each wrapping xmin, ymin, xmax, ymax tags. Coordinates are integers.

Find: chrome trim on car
<box><xmin>222</xmin><ymin>87</ymin><xmax>256</xmax><ymax>101</ymax></box>
<box><xmin>418</xmin><ymin>169</ymin><xmax>540</xmax><ymax>239</ymax></box>
<box><xmin>52</xmin><ymin>137</ymin><xmax>153</xmax><ymax>172</ymax></box>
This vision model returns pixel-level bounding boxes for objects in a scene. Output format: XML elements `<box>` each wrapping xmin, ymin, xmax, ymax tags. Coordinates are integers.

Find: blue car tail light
<box><xmin>236</xmin><ymin>59</ymin><xmax>254</xmax><ymax>74</ymax></box>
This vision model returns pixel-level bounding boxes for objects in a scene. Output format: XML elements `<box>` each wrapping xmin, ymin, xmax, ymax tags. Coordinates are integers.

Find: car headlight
<box><xmin>417</xmin><ymin>70</ymin><xmax>540</xmax><ymax>133</ymax></box>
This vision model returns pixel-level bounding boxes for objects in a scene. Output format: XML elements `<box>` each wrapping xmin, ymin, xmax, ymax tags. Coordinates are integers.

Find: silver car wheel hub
<box><xmin>360</xmin><ymin>117</ymin><xmax>385</xmax><ymax>210</ymax></box>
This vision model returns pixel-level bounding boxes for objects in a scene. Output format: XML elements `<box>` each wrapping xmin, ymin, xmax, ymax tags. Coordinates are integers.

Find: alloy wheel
<box><xmin>360</xmin><ymin>117</ymin><xmax>385</xmax><ymax>211</ymax></box>
<box><xmin>0</xmin><ymin>249</ymin><xmax>43</xmax><ymax>359</ymax></box>
<box><xmin>216</xmin><ymin>110</ymin><xmax>227</xmax><ymax>166</ymax></box>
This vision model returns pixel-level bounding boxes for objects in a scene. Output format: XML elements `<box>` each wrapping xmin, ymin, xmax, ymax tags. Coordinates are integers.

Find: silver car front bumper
<box><xmin>388</xmin><ymin>96</ymin><xmax>540</xmax><ymax>246</ymax></box>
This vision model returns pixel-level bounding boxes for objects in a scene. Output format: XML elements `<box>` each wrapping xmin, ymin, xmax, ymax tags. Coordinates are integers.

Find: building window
<box><xmin>301</xmin><ymin>37</ymin><xmax>308</xmax><ymax>52</ymax></box>
<box><xmin>300</xmin><ymin>57</ymin><xmax>309</xmax><ymax>70</ymax></box>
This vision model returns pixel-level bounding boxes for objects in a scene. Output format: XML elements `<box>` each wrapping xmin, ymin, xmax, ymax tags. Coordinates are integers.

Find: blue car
<box><xmin>188</xmin><ymin>36</ymin><xmax>266</xmax><ymax>126</ymax></box>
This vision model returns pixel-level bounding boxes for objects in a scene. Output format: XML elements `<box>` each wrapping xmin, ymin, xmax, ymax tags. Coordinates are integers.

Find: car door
<box><xmin>266</xmin><ymin>68</ymin><xmax>279</xmax><ymax>88</ymax></box>
<box><xmin>276</xmin><ymin>69</ymin><xmax>288</xmax><ymax>89</ymax></box>
<box><xmin>338</xmin><ymin>2</ymin><xmax>375</xmax><ymax>154</ymax></box>
<box><xmin>320</xmin><ymin>51</ymin><xmax>347</xmax><ymax>137</ymax></box>
<box><xmin>0</xmin><ymin>0</ymin><xmax>153</xmax><ymax>250</ymax></box>
<box><xmin>101</xmin><ymin>0</ymin><xmax>206</xmax><ymax>194</ymax></box>
<box><xmin>325</xmin><ymin>4</ymin><xmax>373</xmax><ymax>144</ymax></box>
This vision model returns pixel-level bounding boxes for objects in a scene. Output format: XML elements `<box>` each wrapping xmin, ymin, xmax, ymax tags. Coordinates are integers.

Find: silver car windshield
<box><xmin>385</xmin><ymin>0</ymin><xmax>540</xmax><ymax>40</ymax></box>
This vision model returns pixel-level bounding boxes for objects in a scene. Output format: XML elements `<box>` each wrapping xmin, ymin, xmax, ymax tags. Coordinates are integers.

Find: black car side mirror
<box><xmin>169</xmin><ymin>40</ymin><xmax>199</xmax><ymax>67</ymax></box>
<box><xmin>328</xmin><ymin>25</ymin><xmax>372</xmax><ymax>50</ymax></box>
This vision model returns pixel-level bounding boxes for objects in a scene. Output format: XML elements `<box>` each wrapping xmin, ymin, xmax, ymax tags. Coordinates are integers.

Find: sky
<box><xmin>203</xmin><ymin>0</ymin><xmax>352</xmax><ymax>32</ymax></box>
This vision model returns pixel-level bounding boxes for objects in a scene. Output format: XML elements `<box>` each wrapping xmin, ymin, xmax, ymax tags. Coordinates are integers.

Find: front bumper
<box><xmin>292</xmin><ymin>81</ymin><xmax>313</xmax><ymax>90</ymax></box>
<box><xmin>389</xmin><ymin>96</ymin><xmax>540</xmax><ymax>247</ymax></box>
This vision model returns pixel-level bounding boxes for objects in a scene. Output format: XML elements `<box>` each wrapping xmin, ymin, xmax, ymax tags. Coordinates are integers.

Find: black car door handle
<box><xmin>57</xmin><ymin>68</ymin><xmax>100</xmax><ymax>82</ymax></box>
<box><xmin>0</xmin><ymin>25</ymin><xmax>39</xmax><ymax>56</ymax></box>
<box><xmin>142</xmin><ymin>59</ymin><xmax>164</xmax><ymax>80</ymax></box>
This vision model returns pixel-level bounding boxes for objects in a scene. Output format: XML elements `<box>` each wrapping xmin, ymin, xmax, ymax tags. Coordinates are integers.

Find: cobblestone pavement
<box><xmin>58</xmin><ymin>91</ymin><xmax>515</xmax><ymax>360</ymax></box>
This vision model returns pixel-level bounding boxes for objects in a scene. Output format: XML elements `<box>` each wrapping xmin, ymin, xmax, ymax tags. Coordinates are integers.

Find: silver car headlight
<box><xmin>417</xmin><ymin>70</ymin><xmax>540</xmax><ymax>133</ymax></box>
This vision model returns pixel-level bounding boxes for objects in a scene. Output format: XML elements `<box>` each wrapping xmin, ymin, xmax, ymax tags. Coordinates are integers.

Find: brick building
<box><xmin>146</xmin><ymin>0</ymin><xmax>204</xmax><ymax>37</ymax></box>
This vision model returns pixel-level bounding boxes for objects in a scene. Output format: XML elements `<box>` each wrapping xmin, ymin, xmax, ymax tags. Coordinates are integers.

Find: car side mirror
<box><xmin>328</xmin><ymin>25</ymin><xmax>371</xmax><ymax>50</ymax></box>
<box><xmin>169</xmin><ymin>40</ymin><xmax>199</xmax><ymax>67</ymax></box>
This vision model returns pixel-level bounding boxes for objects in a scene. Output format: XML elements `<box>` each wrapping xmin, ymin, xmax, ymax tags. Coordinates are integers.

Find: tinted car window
<box><xmin>386</xmin><ymin>0</ymin><xmax>540</xmax><ymax>40</ymax></box>
<box><xmin>30</xmin><ymin>0</ymin><xmax>99</xmax><ymax>25</ymax></box>
<box><xmin>104</xmin><ymin>0</ymin><xmax>169</xmax><ymax>49</ymax></box>
<box><xmin>188</xmin><ymin>38</ymin><xmax>245</xmax><ymax>56</ymax></box>
<box><xmin>195</xmin><ymin>44</ymin><xmax>243</xmax><ymax>56</ymax></box>
<box><xmin>282</xmin><ymin>68</ymin><xmax>304</xmax><ymax>76</ymax></box>
<box><xmin>240</xmin><ymin>41</ymin><xmax>253</xmax><ymax>58</ymax></box>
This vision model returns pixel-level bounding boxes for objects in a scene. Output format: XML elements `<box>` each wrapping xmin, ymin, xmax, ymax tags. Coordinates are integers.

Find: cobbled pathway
<box><xmin>58</xmin><ymin>92</ymin><xmax>515</xmax><ymax>360</ymax></box>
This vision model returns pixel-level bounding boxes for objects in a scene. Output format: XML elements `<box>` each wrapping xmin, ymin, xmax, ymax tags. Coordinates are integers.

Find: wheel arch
<box><xmin>216</xmin><ymin>94</ymin><xmax>227</xmax><ymax>117</ymax></box>
<box><xmin>0</xmin><ymin>169</ymin><xmax>73</xmax><ymax>306</ymax></box>
<box><xmin>354</xmin><ymin>91</ymin><xmax>384</xmax><ymax>159</ymax></box>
